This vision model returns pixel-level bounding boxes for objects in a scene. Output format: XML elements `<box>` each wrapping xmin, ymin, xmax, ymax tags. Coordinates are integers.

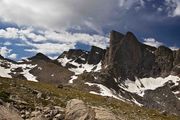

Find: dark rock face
<box><xmin>143</xmin><ymin>84</ymin><xmax>180</xmax><ymax>115</ymax></box>
<box><xmin>174</xmin><ymin>49</ymin><xmax>180</xmax><ymax>65</ymax></box>
<box><xmin>172</xmin><ymin>50</ymin><xmax>180</xmax><ymax>76</ymax></box>
<box><xmin>58</xmin><ymin>49</ymin><xmax>88</xmax><ymax>64</ymax></box>
<box><xmin>87</xmin><ymin>46</ymin><xmax>106</xmax><ymax>64</ymax></box>
<box><xmin>155</xmin><ymin>46</ymin><xmax>174</xmax><ymax>77</ymax></box>
<box><xmin>103</xmin><ymin>30</ymin><xmax>179</xmax><ymax>80</ymax></box>
<box><xmin>58</xmin><ymin>46</ymin><xmax>105</xmax><ymax>66</ymax></box>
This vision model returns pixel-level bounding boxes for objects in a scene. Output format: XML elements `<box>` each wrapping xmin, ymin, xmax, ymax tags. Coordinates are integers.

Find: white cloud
<box><xmin>0</xmin><ymin>46</ymin><xmax>17</xmax><ymax>59</ymax></box>
<box><xmin>9</xmin><ymin>53</ymin><xmax>17</xmax><ymax>59</ymax></box>
<box><xmin>143</xmin><ymin>38</ymin><xmax>164</xmax><ymax>48</ymax></box>
<box><xmin>24</xmin><ymin>42</ymin><xmax>76</xmax><ymax>55</ymax></box>
<box><xmin>170</xmin><ymin>46</ymin><xmax>179</xmax><ymax>50</ymax></box>
<box><xmin>0</xmin><ymin>47</ymin><xmax>12</xmax><ymax>58</ymax></box>
<box><xmin>0</xmin><ymin>28</ymin><xmax>19</xmax><ymax>39</ymax></box>
<box><xmin>4</xmin><ymin>41</ymin><xmax>12</xmax><ymax>46</ymax></box>
<box><xmin>0</xmin><ymin>27</ymin><xmax>109</xmax><ymax>55</ymax></box>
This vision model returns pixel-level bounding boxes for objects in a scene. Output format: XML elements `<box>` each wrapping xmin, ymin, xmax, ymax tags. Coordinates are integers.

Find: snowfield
<box><xmin>0</xmin><ymin>59</ymin><xmax>38</xmax><ymax>82</ymax></box>
<box><xmin>85</xmin><ymin>82</ymin><xmax>124</xmax><ymax>101</ymax></box>
<box><xmin>58</xmin><ymin>56</ymin><xmax>102</xmax><ymax>83</ymax></box>
<box><xmin>120</xmin><ymin>75</ymin><xmax>180</xmax><ymax>97</ymax></box>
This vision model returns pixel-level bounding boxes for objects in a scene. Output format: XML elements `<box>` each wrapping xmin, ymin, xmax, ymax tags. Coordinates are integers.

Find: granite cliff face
<box><xmin>103</xmin><ymin>30</ymin><xmax>179</xmax><ymax>81</ymax></box>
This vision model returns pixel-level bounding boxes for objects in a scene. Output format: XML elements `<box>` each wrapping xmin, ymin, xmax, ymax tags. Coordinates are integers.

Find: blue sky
<box><xmin>0</xmin><ymin>0</ymin><xmax>179</xmax><ymax>60</ymax></box>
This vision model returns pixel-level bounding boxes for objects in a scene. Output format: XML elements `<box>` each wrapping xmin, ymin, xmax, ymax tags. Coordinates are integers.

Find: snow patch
<box><xmin>131</xmin><ymin>98</ymin><xmax>143</xmax><ymax>106</ymax></box>
<box><xmin>57</xmin><ymin>57</ymin><xmax>72</xmax><ymax>67</ymax></box>
<box><xmin>58</xmin><ymin>56</ymin><xmax>102</xmax><ymax>83</ymax></box>
<box><xmin>85</xmin><ymin>82</ymin><xmax>124</xmax><ymax>101</ymax></box>
<box><xmin>69</xmin><ymin>62</ymin><xmax>102</xmax><ymax>75</ymax></box>
<box><xmin>58</xmin><ymin>56</ymin><xmax>102</xmax><ymax>75</ymax></box>
<box><xmin>69</xmin><ymin>75</ymin><xmax>78</xmax><ymax>83</ymax></box>
<box><xmin>120</xmin><ymin>75</ymin><xmax>180</xmax><ymax>97</ymax></box>
<box><xmin>0</xmin><ymin>66</ymin><xmax>12</xmax><ymax>78</ymax></box>
<box><xmin>38</xmin><ymin>67</ymin><xmax>42</xmax><ymax>70</ymax></box>
<box><xmin>0</xmin><ymin>59</ymin><xmax>38</xmax><ymax>82</ymax></box>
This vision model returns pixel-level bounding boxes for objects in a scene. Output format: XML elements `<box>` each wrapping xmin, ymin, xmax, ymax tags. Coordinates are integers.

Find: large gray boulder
<box><xmin>65</xmin><ymin>99</ymin><xmax>119</xmax><ymax>120</ymax></box>
<box><xmin>65</xmin><ymin>99</ymin><xmax>95</xmax><ymax>120</ymax></box>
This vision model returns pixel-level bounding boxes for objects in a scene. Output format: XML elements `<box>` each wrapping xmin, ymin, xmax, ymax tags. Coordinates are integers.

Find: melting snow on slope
<box><xmin>69</xmin><ymin>75</ymin><xmax>78</xmax><ymax>84</ymax></box>
<box><xmin>69</xmin><ymin>62</ymin><xmax>102</xmax><ymax>75</ymax></box>
<box><xmin>85</xmin><ymin>82</ymin><xmax>124</xmax><ymax>101</ymax></box>
<box><xmin>68</xmin><ymin>62</ymin><xmax>101</xmax><ymax>83</ymax></box>
<box><xmin>58</xmin><ymin>56</ymin><xmax>102</xmax><ymax>75</ymax></box>
<box><xmin>58</xmin><ymin>56</ymin><xmax>102</xmax><ymax>83</ymax></box>
<box><xmin>120</xmin><ymin>75</ymin><xmax>180</xmax><ymax>97</ymax></box>
<box><xmin>0</xmin><ymin>66</ymin><xmax>12</xmax><ymax>78</ymax></box>
<box><xmin>0</xmin><ymin>59</ymin><xmax>38</xmax><ymax>82</ymax></box>
<box><xmin>58</xmin><ymin>57</ymin><xmax>72</xmax><ymax>67</ymax></box>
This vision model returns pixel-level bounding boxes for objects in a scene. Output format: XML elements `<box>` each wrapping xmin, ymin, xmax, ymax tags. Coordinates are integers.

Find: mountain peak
<box><xmin>29</xmin><ymin>52</ymin><xmax>51</xmax><ymax>61</ymax></box>
<box><xmin>124</xmin><ymin>31</ymin><xmax>140</xmax><ymax>44</ymax></box>
<box><xmin>110</xmin><ymin>30</ymin><xmax>124</xmax><ymax>46</ymax></box>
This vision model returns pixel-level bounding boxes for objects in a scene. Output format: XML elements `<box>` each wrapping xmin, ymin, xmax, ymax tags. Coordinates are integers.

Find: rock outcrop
<box><xmin>58</xmin><ymin>46</ymin><xmax>105</xmax><ymax>66</ymax></box>
<box><xmin>87</xmin><ymin>46</ymin><xmax>106</xmax><ymax>64</ymax></box>
<box><xmin>65</xmin><ymin>99</ymin><xmax>119</xmax><ymax>120</ymax></box>
<box><xmin>103</xmin><ymin>30</ymin><xmax>180</xmax><ymax>80</ymax></box>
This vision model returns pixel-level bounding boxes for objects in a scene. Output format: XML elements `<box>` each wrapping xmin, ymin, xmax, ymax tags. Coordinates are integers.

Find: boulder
<box><xmin>65</xmin><ymin>99</ymin><xmax>95</xmax><ymax>120</ymax></box>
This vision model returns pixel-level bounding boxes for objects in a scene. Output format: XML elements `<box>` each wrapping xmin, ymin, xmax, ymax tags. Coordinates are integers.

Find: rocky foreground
<box><xmin>0</xmin><ymin>77</ymin><xmax>180</xmax><ymax>120</ymax></box>
<box><xmin>0</xmin><ymin>98</ymin><xmax>118</xmax><ymax>120</ymax></box>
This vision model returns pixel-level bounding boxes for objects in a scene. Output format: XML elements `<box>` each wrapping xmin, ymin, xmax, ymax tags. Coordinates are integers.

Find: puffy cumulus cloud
<box><xmin>0</xmin><ymin>27</ymin><xmax>109</xmax><ymax>56</ymax></box>
<box><xmin>143</xmin><ymin>38</ymin><xmax>164</xmax><ymax>48</ymax></box>
<box><xmin>0</xmin><ymin>46</ymin><xmax>11</xmax><ymax>57</ymax></box>
<box><xmin>0</xmin><ymin>0</ymin><xmax>146</xmax><ymax>34</ymax></box>
<box><xmin>0</xmin><ymin>46</ymin><xmax>17</xmax><ymax>59</ymax></box>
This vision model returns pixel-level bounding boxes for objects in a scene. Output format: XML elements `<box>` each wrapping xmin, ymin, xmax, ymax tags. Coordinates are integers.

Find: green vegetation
<box><xmin>0</xmin><ymin>77</ymin><xmax>179</xmax><ymax>120</ymax></box>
